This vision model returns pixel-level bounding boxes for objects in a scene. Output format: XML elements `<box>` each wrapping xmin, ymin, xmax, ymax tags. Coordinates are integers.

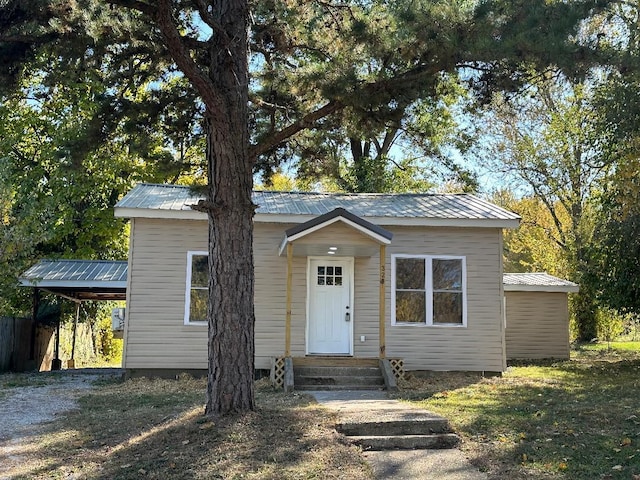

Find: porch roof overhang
<box><xmin>278</xmin><ymin>207</ymin><xmax>393</xmax><ymax>257</ymax></box>
<box><xmin>19</xmin><ymin>260</ymin><xmax>128</xmax><ymax>301</ymax></box>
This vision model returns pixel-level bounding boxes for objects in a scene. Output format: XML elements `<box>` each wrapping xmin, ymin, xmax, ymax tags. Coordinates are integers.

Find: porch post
<box><xmin>285</xmin><ymin>242</ymin><xmax>293</xmax><ymax>357</ymax></box>
<box><xmin>379</xmin><ymin>244</ymin><xmax>386</xmax><ymax>359</ymax></box>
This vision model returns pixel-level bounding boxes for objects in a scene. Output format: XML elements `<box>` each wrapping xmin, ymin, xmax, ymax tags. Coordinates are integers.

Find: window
<box><xmin>392</xmin><ymin>255</ymin><xmax>466</xmax><ymax>326</ymax></box>
<box><xmin>317</xmin><ymin>265</ymin><xmax>343</xmax><ymax>286</ymax></box>
<box><xmin>184</xmin><ymin>251</ymin><xmax>208</xmax><ymax>325</ymax></box>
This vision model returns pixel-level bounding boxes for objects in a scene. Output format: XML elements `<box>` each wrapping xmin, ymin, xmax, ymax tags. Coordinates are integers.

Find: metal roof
<box><xmin>503</xmin><ymin>273</ymin><xmax>579</xmax><ymax>293</ymax></box>
<box><xmin>114</xmin><ymin>184</ymin><xmax>520</xmax><ymax>228</ymax></box>
<box><xmin>19</xmin><ymin>260</ymin><xmax>128</xmax><ymax>301</ymax></box>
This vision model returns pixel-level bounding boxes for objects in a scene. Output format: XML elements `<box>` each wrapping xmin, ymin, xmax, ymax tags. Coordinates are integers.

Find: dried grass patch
<box><xmin>7</xmin><ymin>376</ymin><xmax>370</xmax><ymax>480</ymax></box>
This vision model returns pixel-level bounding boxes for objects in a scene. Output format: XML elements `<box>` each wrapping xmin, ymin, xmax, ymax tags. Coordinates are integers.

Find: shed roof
<box><xmin>19</xmin><ymin>260</ymin><xmax>127</xmax><ymax>301</ymax></box>
<box><xmin>114</xmin><ymin>183</ymin><xmax>520</xmax><ymax>228</ymax></box>
<box><xmin>503</xmin><ymin>273</ymin><xmax>579</xmax><ymax>293</ymax></box>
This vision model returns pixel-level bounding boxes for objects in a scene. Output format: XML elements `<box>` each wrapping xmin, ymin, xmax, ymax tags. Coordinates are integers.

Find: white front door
<box><xmin>307</xmin><ymin>258</ymin><xmax>353</xmax><ymax>355</ymax></box>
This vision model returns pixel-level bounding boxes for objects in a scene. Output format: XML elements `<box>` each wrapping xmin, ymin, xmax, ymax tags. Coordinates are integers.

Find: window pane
<box><xmin>318</xmin><ymin>276</ymin><xmax>325</xmax><ymax>285</ymax></box>
<box><xmin>433</xmin><ymin>259</ymin><xmax>462</xmax><ymax>290</ymax></box>
<box><xmin>189</xmin><ymin>289</ymin><xmax>208</xmax><ymax>323</ymax></box>
<box><xmin>326</xmin><ymin>277</ymin><xmax>334</xmax><ymax>285</ymax></box>
<box><xmin>191</xmin><ymin>255</ymin><xmax>208</xmax><ymax>287</ymax></box>
<box><xmin>396</xmin><ymin>258</ymin><xmax>425</xmax><ymax>290</ymax></box>
<box><xmin>327</xmin><ymin>266</ymin><xmax>334</xmax><ymax>275</ymax></box>
<box><xmin>335</xmin><ymin>276</ymin><xmax>342</xmax><ymax>286</ymax></box>
<box><xmin>318</xmin><ymin>266</ymin><xmax>325</xmax><ymax>275</ymax></box>
<box><xmin>395</xmin><ymin>291</ymin><xmax>426</xmax><ymax>323</ymax></box>
<box><xmin>433</xmin><ymin>292</ymin><xmax>463</xmax><ymax>324</ymax></box>
<box><xmin>335</xmin><ymin>267</ymin><xmax>342</xmax><ymax>275</ymax></box>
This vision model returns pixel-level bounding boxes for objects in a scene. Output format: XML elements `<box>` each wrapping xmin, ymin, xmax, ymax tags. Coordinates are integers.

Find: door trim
<box><xmin>305</xmin><ymin>256</ymin><xmax>355</xmax><ymax>355</ymax></box>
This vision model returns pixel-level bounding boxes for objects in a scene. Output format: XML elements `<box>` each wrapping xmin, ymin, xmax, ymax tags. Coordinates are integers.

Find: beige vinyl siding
<box><xmin>505</xmin><ymin>291</ymin><xmax>570</xmax><ymax>360</ymax></box>
<box><xmin>124</xmin><ymin>218</ymin><xmax>208</xmax><ymax>370</ymax></box>
<box><xmin>125</xmin><ymin>219</ymin><xmax>296</xmax><ymax>370</ymax></box>
<box><xmin>124</xmin><ymin>218</ymin><xmax>506</xmax><ymax>372</ymax></box>
<box><xmin>385</xmin><ymin>226</ymin><xmax>505</xmax><ymax>372</ymax></box>
<box><xmin>353</xmin><ymin>255</ymin><xmax>382</xmax><ymax>357</ymax></box>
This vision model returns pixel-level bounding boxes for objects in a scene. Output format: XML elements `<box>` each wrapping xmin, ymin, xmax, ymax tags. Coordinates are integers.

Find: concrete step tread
<box><xmin>338</xmin><ymin>418</ymin><xmax>452</xmax><ymax>436</ymax></box>
<box><xmin>347</xmin><ymin>433</ymin><xmax>461</xmax><ymax>451</ymax></box>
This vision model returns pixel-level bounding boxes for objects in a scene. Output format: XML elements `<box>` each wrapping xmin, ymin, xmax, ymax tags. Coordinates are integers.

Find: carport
<box><xmin>19</xmin><ymin>259</ymin><xmax>127</xmax><ymax>370</ymax></box>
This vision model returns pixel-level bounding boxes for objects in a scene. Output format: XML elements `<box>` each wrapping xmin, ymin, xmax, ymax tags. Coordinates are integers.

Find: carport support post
<box><xmin>69</xmin><ymin>301</ymin><xmax>80</xmax><ymax>368</ymax></box>
<box><xmin>285</xmin><ymin>242</ymin><xmax>293</xmax><ymax>357</ymax></box>
<box><xmin>52</xmin><ymin>317</ymin><xmax>62</xmax><ymax>370</ymax></box>
<box><xmin>379</xmin><ymin>244</ymin><xmax>386</xmax><ymax>359</ymax></box>
<box><xmin>30</xmin><ymin>288</ymin><xmax>40</xmax><ymax>361</ymax></box>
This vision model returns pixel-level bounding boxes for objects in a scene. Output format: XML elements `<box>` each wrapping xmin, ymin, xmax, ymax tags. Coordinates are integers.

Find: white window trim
<box><xmin>391</xmin><ymin>254</ymin><xmax>467</xmax><ymax>327</ymax></box>
<box><xmin>184</xmin><ymin>250</ymin><xmax>208</xmax><ymax>326</ymax></box>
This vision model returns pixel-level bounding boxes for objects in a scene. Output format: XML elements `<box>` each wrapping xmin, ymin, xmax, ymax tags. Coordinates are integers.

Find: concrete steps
<box><xmin>294</xmin><ymin>364</ymin><xmax>385</xmax><ymax>391</ymax></box>
<box><xmin>337</xmin><ymin>411</ymin><xmax>461</xmax><ymax>451</ymax></box>
<box><xmin>348</xmin><ymin>433</ymin><xmax>460</xmax><ymax>450</ymax></box>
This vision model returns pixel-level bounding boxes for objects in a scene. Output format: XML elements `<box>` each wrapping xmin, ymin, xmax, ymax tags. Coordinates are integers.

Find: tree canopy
<box><xmin>0</xmin><ymin>0</ymin><xmax>619</xmax><ymax>414</ymax></box>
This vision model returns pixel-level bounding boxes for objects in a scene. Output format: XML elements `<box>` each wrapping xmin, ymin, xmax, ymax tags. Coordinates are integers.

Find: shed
<box><xmin>503</xmin><ymin>273</ymin><xmax>579</xmax><ymax>360</ymax></box>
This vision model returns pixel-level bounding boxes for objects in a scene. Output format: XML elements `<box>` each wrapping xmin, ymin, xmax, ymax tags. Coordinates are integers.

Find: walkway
<box><xmin>308</xmin><ymin>390</ymin><xmax>488</xmax><ymax>480</ymax></box>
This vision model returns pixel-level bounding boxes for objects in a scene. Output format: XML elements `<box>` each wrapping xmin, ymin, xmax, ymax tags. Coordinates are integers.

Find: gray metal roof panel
<box><xmin>20</xmin><ymin>260</ymin><xmax>128</xmax><ymax>285</ymax></box>
<box><xmin>503</xmin><ymin>273</ymin><xmax>579</xmax><ymax>292</ymax></box>
<box><xmin>116</xmin><ymin>184</ymin><xmax>520</xmax><ymax>221</ymax></box>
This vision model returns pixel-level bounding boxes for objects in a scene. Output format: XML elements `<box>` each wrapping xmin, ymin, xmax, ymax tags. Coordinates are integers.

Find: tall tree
<box><xmin>478</xmin><ymin>74</ymin><xmax>610</xmax><ymax>339</ymax></box>
<box><xmin>1</xmin><ymin>0</ymin><xmax>615</xmax><ymax>415</ymax></box>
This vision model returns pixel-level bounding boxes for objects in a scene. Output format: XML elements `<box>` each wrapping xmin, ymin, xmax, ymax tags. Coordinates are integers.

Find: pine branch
<box><xmin>194</xmin><ymin>0</ymin><xmax>230</xmax><ymax>45</ymax></box>
<box><xmin>104</xmin><ymin>0</ymin><xmax>156</xmax><ymax>16</ymax></box>
<box><xmin>154</xmin><ymin>0</ymin><xmax>222</xmax><ymax>115</ymax></box>
<box><xmin>106</xmin><ymin>0</ymin><xmax>223</xmax><ymax>116</ymax></box>
<box><xmin>249</xmin><ymin>100</ymin><xmax>343</xmax><ymax>159</ymax></box>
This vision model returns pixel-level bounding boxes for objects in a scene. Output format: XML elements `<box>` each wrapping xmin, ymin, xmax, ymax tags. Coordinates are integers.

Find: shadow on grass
<box><xmin>401</xmin><ymin>358</ymin><xmax>640</xmax><ymax>480</ymax></box>
<box><xmin>14</xmin><ymin>378</ymin><xmax>369</xmax><ymax>480</ymax></box>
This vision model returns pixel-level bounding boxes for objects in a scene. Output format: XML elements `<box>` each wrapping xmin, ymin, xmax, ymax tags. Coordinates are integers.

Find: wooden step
<box><xmin>293</xmin><ymin>357</ymin><xmax>379</xmax><ymax>367</ymax></box>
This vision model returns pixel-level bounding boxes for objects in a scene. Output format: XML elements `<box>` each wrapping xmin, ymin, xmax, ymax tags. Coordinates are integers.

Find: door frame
<box><xmin>305</xmin><ymin>256</ymin><xmax>355</xmax><ymax>355</ymax></box>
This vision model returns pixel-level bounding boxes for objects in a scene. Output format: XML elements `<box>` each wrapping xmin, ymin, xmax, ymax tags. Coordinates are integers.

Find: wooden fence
<box><xmin>0</xmin><ymin>316</ymin><xmax>55</xmax><ymax>372</ymax></box>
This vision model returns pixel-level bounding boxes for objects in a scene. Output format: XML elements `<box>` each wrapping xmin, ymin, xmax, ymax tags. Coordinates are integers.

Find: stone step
<box><xmin>337</xmin><ymin>418</ymin><xmax>451</xmax><ymax>436</ymax></box>
<box><xmin>294</xmin><ymin>366</ymin><xmax>383</xmax><ymax>377</ymax></box>
<box><xmin>348</xmin><ymin>433</ymin><xmax>461</xmax><ymax>451</ymax></box>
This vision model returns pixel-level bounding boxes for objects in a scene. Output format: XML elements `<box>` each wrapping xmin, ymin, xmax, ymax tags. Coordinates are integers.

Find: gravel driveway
<box><xmin>0</xmin><ymin>369</ymin><xmax>122</xmax><ymax>479</ymax></box>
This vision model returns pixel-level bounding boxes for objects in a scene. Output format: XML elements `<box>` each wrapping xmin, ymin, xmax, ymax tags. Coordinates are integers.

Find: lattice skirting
<box><xmin>389</xmin><ymin>358</ymin><xmax>404</xmax><ymax>379</ymax></box>
<box><xmin>270</xmin><ymin>357</ymin><xmax>286</xmax><ymax>388</ymax></box>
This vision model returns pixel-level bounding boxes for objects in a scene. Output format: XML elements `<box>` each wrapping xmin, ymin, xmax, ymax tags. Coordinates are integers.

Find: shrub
<box><xmin>595</xmin><ymin>307</ymin><xmax>625</xmax><ymax>347</ymax></box>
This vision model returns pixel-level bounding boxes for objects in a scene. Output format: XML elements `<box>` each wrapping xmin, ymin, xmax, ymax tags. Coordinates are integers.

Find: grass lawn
<box><xmin>397</xmin><ymin>348</ymin><xmax>640</xmax><ymax>480</ymax></box>
<box><xmin>6</xmin><ymin>347</ymin><xmax>640</xmax><ymax>479</ymax></box>
<box><xmin>7</xmin><ymin>377</ymin><xmax>370</xmax><ymax>480</ymax></box>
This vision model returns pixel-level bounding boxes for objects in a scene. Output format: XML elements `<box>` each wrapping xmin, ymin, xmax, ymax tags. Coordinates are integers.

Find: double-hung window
<box><xmin>392</xmin><ymin>255</ymin><xmax>466</xmax><ymax>326</ymax></box>
<box><xmin>184</xmin><ymin>251</ymin><xmax>208</xmax><ymax>325</ymax></box>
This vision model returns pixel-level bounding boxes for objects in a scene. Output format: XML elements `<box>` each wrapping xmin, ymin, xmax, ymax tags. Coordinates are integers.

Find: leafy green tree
<box><xmin>1</xmin><ymin>0</ymin><xmax>615</xmax><ymax>415</ymax></box>
<box><xmin>0</xmin><ymin>50</ymin><xmax>200</xmax><ymax>313</ymax></box>
<box><xmin>479</xmin><ymin>74</ymin><xmax>611</xmax><ymax>340</ymax></box>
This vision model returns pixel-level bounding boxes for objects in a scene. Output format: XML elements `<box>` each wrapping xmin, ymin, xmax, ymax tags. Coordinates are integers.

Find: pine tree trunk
<box><xmin>204</xmin><ymin>0</ymin><xmax>255</xmax><ymax>416</ymax></box>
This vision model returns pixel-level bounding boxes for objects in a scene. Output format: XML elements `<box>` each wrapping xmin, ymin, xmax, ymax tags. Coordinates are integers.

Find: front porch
<box><xmin>270</xmin><ymin>356</ymin><xmax>405</xmax><ymax>391</ymax></box>
<box><xmin>273</xmin><ymin>208</ymin><xmax>399</xmax><ymax>390</ymax></box>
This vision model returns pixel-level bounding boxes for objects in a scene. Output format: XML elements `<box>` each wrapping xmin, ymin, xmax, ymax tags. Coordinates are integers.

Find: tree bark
<box><xmin>204</xmin><ymin>0</ymin><xmax>255</xmax><ymax>416</ymax></box>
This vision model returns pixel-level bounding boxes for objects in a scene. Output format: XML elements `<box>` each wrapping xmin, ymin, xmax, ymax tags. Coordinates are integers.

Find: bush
<box><xmin>96</xmin><ymin>314</ymin><xmax>123</xmax><ymax>363</ymax></box>
<box><xmin>596</xmin><ymin>307</ymin><xmax>625</xmax><ymax>346</ymax></box>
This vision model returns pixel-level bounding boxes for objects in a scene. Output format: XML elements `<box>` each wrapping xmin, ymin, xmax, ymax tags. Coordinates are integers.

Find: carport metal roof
<box><xmin>19</xmin><ymin>259</ymin><xmax>127</xmax><ymax>301</ymax></box>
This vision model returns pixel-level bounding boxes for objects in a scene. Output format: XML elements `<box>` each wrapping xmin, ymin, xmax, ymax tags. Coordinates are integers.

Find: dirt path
<box><xmin>0</xmin><ymin>370</ymin><xmax>122</xmax><ymax>479</ymax></box>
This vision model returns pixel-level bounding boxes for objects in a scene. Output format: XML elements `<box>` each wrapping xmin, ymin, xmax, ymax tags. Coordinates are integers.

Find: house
<box><xmin>504</xmin><ymin>273</ymin><xmax>579</xmax><ymax>360</ymax></box>
<box><xmin>114</xmin><ymin>183</ymin><xmax>524</xmax><ymax>381</ymax></box>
